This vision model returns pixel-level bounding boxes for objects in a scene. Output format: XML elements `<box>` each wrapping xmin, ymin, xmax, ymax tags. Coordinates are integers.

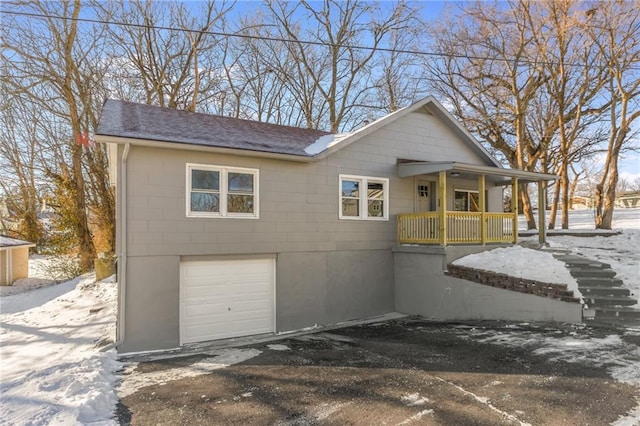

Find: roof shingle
<box><xmin>96</xmin><ymin>100</ymin><xmax>332</xmax><ymax>157</ymax></box>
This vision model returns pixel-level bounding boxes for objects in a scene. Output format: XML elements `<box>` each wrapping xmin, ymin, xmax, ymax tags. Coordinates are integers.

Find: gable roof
<box><xmin>96</xmin><ymin>97</ymin><xmax>500</xmax><ymax>167</ymax></box>
<box><xmin>313</xmin><ymin>96</ymin><xmax>501</xmax><ymax>167</ymax></box>
<box><xmin>96</xmin><ymin>100</ymin><xmax>331</xmax><ymax>157</ymax></box>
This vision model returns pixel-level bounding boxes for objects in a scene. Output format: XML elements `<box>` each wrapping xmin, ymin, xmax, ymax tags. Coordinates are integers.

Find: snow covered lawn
<box><xmin>0</xmin><ymin>272</ymin><xmax>120</xmax><ymax>425</ymax></box>
<box><xmin>457</xmin><ymin>208</ymin><xmax>640</xmax><ymax>301</ymax></box>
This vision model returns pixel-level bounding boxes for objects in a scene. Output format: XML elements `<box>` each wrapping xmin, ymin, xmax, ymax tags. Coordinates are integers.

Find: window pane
<box><xmin>227</xmin><ymin>194</ymin><xmax>254</xmax><ymax>213</ymax></box>
<box><xmin>342</xmin><ymin>180</ymin><xmax>359</xmax><ymax>197</ymax></box>
<box><xmin>228</xmin><ymin>172</ymin><xmax>254</xmax><ymax>193</ymax></box>
<box><xmin>342</xmin><ymin>199</ymin><xmax>359</xmax><ymax>217</ymax></box>
<box><xmin>368</xmin><ymin>200</ymin><xmax>383</xmax><ymax>217</ymax></box>
<box><xmin>454</xmin><ymin>191</ymin><xmax>468</xmax><ymax>211</ymax></box>
<box><xmin>192</xmin><ymin>170</ymin><xmax>219</xmax><ymax>190</ymax></box>
<box><xmin>367</xmin><ymin>182</ymin><xmax>384</xmax><ymax>199</ymax></box>
<box><xmin>191</xmin><ymin>192</ymin><xmax>220</xmax><ymax>212</ymax></box>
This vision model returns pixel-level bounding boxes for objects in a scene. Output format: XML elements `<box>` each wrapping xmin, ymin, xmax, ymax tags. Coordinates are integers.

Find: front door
<box><xmin>416</xmin><ymin>179</ymin><xmax>432</xmax><ymax>212</ymax></box>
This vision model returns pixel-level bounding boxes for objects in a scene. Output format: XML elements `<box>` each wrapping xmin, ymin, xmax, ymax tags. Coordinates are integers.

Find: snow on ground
<box><xmin>0</xmin><ymin>209</ymin><xmax>638</xmax><ymax>425</ymax></box>
<box><xmin>457</xmin><ymin>208</ymin><xmax>640</xmax><ymax>425</ymax></box>
<box><xmin>0</xmin><ymin>273</ymin><xmax>120</xmax><ymax>425</ymax></box>
<box><xmin>118</xmin><ymin>348</ymin><xmax>261</xmax><ymax>398</ymax></box>
<box><xmin>522</xmin><ymin>208</ymin><xmax>640</xmax><ymax>300</ymax></box>
<box><xmin>453</xmin><ymin>246</ymin><xmax>582</xmax><ymax>298</ymax></box>
<box><xmin>470</xmin><ymin>327</ymin><xmax>640</xmax><ymax>385</ymax></box>
<box><xmin>456</xmin><ymin>208</ymin><xmax>640</xmax><ymax>302</ymax></box>
<box><xmin>454</xmin><ymin>323</ymin><xmax>640</xmax><ymax>426</ymax></box>
<box><xmin>0</xmin><ymin>255</ymin><xmax>58</xmax><ymax>297</ymax></box>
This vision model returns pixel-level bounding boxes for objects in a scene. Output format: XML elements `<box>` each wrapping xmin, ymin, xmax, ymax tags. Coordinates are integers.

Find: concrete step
<box><xmin>541</xmin><ymin>248</ymin><xmax>572</xmax><ymax>255</ymax></box>
<box><xmin>579</xmin><ymin>286</ymin><xmax>631</xmax><ymax>297</ymax></box>
<box><xmin>593</xmin><ymin>307</ymin><xmax>640</xmax><ymax>320</ymax></box>
<box><xmin>570</xmin><ymin>269</ymin><xmax>617</xmax><ymax>278</ymax></box>
<box><xmin>585</xmin><ymin>317</ymin><xmax>640</xmax><ymax>328</ymax></box>
<box><xmin>582</xmin><ymin>295</ymin><xmax>638</xmax><ymax>307</ymax></box>
<box><xmin>555</xmin><ymin>256</ymin><xmax>611</xmax><ymax>269</ymax></box>
<box><xmin>575</xmin><ymin>277</ymin><xmax>625</xmax><ymax>287</ymax></box>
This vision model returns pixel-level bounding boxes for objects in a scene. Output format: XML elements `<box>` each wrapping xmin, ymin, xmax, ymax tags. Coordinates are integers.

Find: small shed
<box><xmin>0</xmin><ymin>236</ymin><xmax>35</xmax><ymax>286</ymax></box>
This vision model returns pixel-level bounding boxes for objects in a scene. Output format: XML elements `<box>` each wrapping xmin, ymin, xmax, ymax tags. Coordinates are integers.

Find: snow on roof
<box><xmin>304</xmin><ymin>133</ymin><xmax>351</xmax><ymax>155</ymax></box>
<box><xmin>0</xmin><ymin>235</ymin><xmax>35</xmax><ymax>248</ymax></box>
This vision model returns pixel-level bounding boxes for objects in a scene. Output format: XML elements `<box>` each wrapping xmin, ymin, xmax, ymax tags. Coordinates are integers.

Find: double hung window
<box><xmin>339</xmin><ymin>174</ymin><xmax>389</xmax><ymax>220</ymax></box>
<box><xmin>187</xmin><ymin>164</ymin><xmax>258</xmax><ymax>218</ymax></box>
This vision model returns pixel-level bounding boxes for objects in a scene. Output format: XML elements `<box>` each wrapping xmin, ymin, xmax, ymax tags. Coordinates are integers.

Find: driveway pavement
<box><xmin>117</xmin><ymin>319</ymin><xmax>640</xmax><ymax>425</ymax></box>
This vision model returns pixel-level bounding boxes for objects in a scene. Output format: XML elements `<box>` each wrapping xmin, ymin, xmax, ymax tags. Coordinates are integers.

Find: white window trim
<box><xmin>339</xmin><ymin>174</ymin><xmax>389</xmax><ymax>221</ymax></box>
<box><xmin>454</xmin><ymin>188</ymin><xmax>479</xmax><ymax>212</ymax></box>
<box><xmin>186</xmin><ymin>163</ymin><xmax>259</xmax><ymax>219</ymax></box>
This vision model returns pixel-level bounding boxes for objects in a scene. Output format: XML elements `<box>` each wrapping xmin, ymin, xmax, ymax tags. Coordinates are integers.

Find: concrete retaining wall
<box><xmin>394</xmin><ymin>245</ymin><xmax>583</xmax><ymax>324</ymax></box>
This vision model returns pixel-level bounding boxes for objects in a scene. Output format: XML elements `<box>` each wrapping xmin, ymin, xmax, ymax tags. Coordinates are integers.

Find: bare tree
<box><xmin>99</xmin><ymin>0</ymin><xmax>233</xmax><ymax>111</ymax></box>
<box><xmin>3</xmin><ymin>0</ymin><xmax>113</xmax><ymax>270</ymax></box>
<box><xmin>373</xmin><ymin>25</ymin><xmax>428</xmax><ymax>114</ymax></box>
<box><xmin>425</xmin><ymin>0</ymin><xmax>549</xmax><ymax>229</ymax></box>
<box><xmin>528</xmin><ymin>0</ymin><xmax>609</xmax><ymax>229</ymax></box>
<box><xmin>588</xmin><ymin>1</ymin><xmax>640</xmax><ymax>229</ymax></box>
<box><xmin>263</xmin><ymin>0</ymin><xmax>421</xmax><ymax>132</ymax></box>
<box><xmin>424</xmin><ymin>0</ymin><xmax>639</xmax><ymax>231</ymax></box>
<box><xmin>0</xmin><ymin>93</ymin><xmax>44</xmax><ymax>245</ymax></box>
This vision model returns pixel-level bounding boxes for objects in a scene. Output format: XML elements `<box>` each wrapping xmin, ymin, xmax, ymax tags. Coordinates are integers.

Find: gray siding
<box><xmin>276</xmin><ymin>250</ymin><xmax>394</xmax><ymax>331</ymax></box>
<box><xmin>124</xmin><ymin>110</ymin><xmax>500</xmax><ymax>257</ymax></box>
<box><xmin>124</xmin><ymin>256</ymin><xmax>180</xmax><ymax>352</ymax></box>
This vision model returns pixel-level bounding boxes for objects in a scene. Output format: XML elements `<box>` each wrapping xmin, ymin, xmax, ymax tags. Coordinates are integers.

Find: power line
<box><xmin>3</xmin><ymin>9</ymin><xmax>631</xmax><ymax>70</ymax></box>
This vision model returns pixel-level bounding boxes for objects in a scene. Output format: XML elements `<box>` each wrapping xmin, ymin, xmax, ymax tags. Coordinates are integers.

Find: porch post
<box><xmin>538</xmin><ymin>180</ymin><xmax>547</xmax><ymax>245</ymax></box>
<box><xmin>511</xmin><ymin>178</ymin><xmax>519</xmax><ymax>244</ymax></box>
<box><xmin>439</xmin><ymin>170</ymin><xmax>447</xmax><ymax>246</ymax></box>
<box><xmin>478</xmin><ymin>174</ymin><xmax>486</xmax><ymax>244</ymax></box>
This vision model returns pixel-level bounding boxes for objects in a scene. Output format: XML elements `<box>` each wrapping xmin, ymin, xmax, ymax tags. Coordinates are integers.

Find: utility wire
<box><xmin>3</xmin><ymin>9</ymin><xmax>633</xmax><ymax>70</ymax></box>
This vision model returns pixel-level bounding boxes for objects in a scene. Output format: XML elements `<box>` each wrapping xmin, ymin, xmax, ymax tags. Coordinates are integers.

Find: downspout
<box><xmin>115</xmin><ymin>143</ymin><xmax>130</xmax><ymax>349</ymax></box>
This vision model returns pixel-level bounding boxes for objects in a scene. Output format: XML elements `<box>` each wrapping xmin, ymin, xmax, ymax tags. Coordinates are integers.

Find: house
<box><xmin>615</xmin><ymin>191</ymin><xmax>640</xmax><ymax>209</ymax></box>
<box><xmin>96</xmin><ymin>97</ymin><xmax>580</xmax><ymax>354</ymax></box>
<box><xmin>0</xmin><ymin>236</ymin><xmax>35</xmax><ymax>286</ymax></box>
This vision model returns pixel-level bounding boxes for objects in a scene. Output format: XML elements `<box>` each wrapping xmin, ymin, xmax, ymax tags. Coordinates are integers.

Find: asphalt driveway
<box><xmin>117</xmin><ymin>318</ymin><xmax>640</xmax><ymax>425</ymax></box>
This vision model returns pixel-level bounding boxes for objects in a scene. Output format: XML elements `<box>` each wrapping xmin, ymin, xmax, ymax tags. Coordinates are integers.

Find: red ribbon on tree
<box><xmin>76</xmin><ymin>132</ymin><xmax>90</xmax><ymax>147</ymax></box>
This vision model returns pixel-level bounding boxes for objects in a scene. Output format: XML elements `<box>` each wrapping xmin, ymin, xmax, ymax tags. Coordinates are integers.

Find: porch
<box><xmin>398</xmin><ymin>211</ymin><xmax>515</xmax><ymax>245</ymax></box>
<box><xmin>396</xmin><ymin>161</ymin><xmax>557</xmax><ymax>246</ymax></box>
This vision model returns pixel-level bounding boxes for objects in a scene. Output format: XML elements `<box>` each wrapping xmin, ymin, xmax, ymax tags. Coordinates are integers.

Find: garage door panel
<box><xmin>229</xmin><ymin>300</ymin><xmax>272</xmax><ymax>312</ymax></box>
<box><xmin>183</xmin><ymin>302</ymin><xmax>228</xmax><ymax>317</ymax></box>
<box><xmin>180</xmin><ymin>258</ymin><xmax>275</xmax><ymax>344</ymax></box>
<box><xmin>185</xmin><ymin>318</ymin><xmax>272</xmax><ymax>342</ymax></box>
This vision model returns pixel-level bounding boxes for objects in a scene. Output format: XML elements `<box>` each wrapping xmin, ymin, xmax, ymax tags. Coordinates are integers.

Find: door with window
<box><xmin>416</xmin><ymin>179</ymin><xmax>432</xmax><ymax>212</ymax></box>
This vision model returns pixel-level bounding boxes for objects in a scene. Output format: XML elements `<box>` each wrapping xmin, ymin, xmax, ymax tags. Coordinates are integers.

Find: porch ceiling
<box><xmin>397</xmin><ymin>161</ymin><xmax>557</xmax><ymax>184</ymax></box>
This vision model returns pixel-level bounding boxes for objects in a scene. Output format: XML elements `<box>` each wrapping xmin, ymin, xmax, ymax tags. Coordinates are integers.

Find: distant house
<box><xmin>96</xmin><ymin>97</ymin><xmax>575</xmax><ymax>354</ymax></box>
<box><xmin>570</xmin><ymin>195</ymin><xmax>593</xmax><ymax>210</ymax></box>
<box><xmin>0</xmin><ymin>236</ymin><xmax>35</xmax><ymax>286</ymax></box>
<box><xmin>616</xmin><ymin>191</ymin><xmax>640</xmax><ymax>209</ymax></box>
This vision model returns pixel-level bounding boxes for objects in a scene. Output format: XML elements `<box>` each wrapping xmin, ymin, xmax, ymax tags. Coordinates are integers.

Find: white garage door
<box><xmin>180</xmin><ymin>258</ymin><xmax>275</xmax><ymax>344</ymax></box>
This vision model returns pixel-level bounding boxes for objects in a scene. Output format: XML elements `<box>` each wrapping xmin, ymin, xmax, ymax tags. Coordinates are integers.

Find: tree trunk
<box><xmin>561</xmin><ymin>163</ymin><xmax>570</xmax><ymax>229</ymax></box>
<box><xmin>520</xmin><ymin>184</ymin><xmax>537</xmax><ymax>230</ymax></box>
<box><xmin>548</xmin><ymin>178</ymin><xmax>561</xmax><ymax>229</ymax></box>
